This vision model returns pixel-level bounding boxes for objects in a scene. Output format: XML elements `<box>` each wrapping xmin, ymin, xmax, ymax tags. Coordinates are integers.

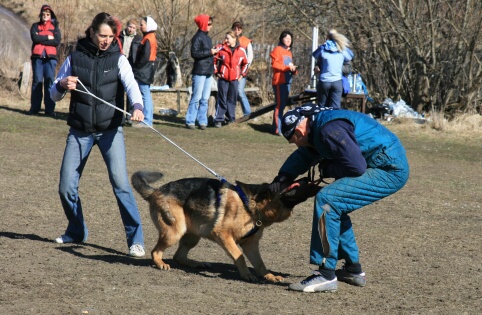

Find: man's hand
<box><xmin>269</xmin><ymin>174</ymin><xmax>293</xmax><ymax>193</ymax></box>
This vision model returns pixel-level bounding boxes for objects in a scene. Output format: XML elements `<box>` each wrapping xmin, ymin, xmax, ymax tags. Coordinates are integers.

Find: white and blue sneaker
<box><xmin>288</xmin><ymin>270</ymin><xmax>338</xmax><ymax>292</ymax></box>
<box><xmin>129</xmin><ymin>244</ymin><xmax>145</xmax><ymax>257</ymax></box>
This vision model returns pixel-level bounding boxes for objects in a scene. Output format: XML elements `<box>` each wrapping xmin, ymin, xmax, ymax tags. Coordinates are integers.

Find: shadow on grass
<box><xmin>0</xmin><ymin>231</ymin><xmax>289</xmax><ymax>285</ymax></box>
<box><xmin>0</xmin><ymin>105</ymin><xmax>67</xmax><ymax>121</ymax></box>
<box><xmin>1</xmin><ymin>104</ymin><xmax>281</xmax><ymax>139</ymax></box>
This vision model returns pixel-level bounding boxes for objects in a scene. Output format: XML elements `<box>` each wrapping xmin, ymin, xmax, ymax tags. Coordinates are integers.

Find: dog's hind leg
<box><xmin>173</xmin><ymin>234</ymin><xmax>211</xmax><ymax>269</ymax></box>
<box><xmin>241</xmin><ymin>237</ymin><xmax>284</xmax><ymax>283</ymax></box>
<box><xmin>151</xmin><ymin>233</ymin><xmax>179</xmax><ymax>270</ymax></box>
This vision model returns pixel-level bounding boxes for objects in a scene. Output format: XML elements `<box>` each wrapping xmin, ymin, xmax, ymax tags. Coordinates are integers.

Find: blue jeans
<box><xmin>185</xmin><ymin>75</ymin><xmax>212</xmax><ymax>126</ymax></box>
<box><xmin>310</xmin><ymin>143</ymin><xmax>409</xmax><ymax>269</ymax></box>
<box><xmin>237</xmin><ymin>76</ymin><xmax>251</xmax><ymax>116</ymax></box>
<box><xmin>272</xmin><ymin>83</ymin><xmax>290</xmax><ymax>135</ymax></box>
<box><xmin>137</xmin><ymin>81</ymin><xmax>153</xmax><ymax>126</ymax></box>
<box><xmin>30</xmin><ymin>58</ymin><xmax>57</xmax><ymax>114</ymax></box>
<box><xmin>316</xmin><ymin>80</ymin><xmax>343</xmax><ymax>109</ymax></box>
<box><xmin>58</xmin><ymin>127</ymin><xmax>144</xmax><ymax>248</ymax></box>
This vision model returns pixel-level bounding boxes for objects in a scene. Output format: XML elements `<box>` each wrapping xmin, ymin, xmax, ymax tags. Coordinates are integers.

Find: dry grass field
<box><xmin>0</xmin><ymin>91</ymin><xmax>481</xmax><ymax>314</ymax></box>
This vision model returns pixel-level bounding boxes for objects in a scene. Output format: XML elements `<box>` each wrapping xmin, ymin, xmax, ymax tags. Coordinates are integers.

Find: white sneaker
<box><xmin>289</xmin><ymin>271</ymin><xmax>338</xmax><ymax>292</ymax></box>
<box><xmin>129</xmin><ymin>244</ymin><xmax>145</xmax><ymax>257</ymax></box>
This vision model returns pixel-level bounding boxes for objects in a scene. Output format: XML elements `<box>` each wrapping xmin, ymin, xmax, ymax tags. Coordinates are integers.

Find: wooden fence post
<box><xmin>19</xmin><ymin>62</ymin><xmax>31</xmax><ymax>96</ymax></box>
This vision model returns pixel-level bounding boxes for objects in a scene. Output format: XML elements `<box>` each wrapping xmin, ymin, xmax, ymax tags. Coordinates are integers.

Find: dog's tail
<box><xmin>131</xmin><ymin>171</ymin><xmax>164</xmax><ymax>200</ymax></box>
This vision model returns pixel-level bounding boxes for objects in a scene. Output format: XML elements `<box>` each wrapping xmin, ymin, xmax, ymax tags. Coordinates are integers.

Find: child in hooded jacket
<box><xmin>213</xmin><ymin>31</ymin><xmax>249</xmax><ymax>126</ymax></box>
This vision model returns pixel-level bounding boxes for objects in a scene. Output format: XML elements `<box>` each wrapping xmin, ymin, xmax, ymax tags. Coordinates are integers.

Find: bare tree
<box><xmin>246</xmin><ymin>0</ymin><xmax>482</xmax><ymax>115</ymax></box>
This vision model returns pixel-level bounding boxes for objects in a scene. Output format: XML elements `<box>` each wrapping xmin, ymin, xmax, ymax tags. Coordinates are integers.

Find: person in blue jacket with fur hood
<box><xmin>269</xmin><ymin>104</ymin><xmax>409</xmax><ymax>293</ymax></box>
<box><xmin>312</xmin><ymin>29</ymin><xmax>353</xmax><ymax>109</ymax></box>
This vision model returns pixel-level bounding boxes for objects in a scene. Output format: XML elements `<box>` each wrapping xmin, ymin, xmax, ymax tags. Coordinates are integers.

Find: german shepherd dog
<box><xmin>131</xmin><ymin>171</ymin><xmax>319</xmax><ymax>283</ymax></box>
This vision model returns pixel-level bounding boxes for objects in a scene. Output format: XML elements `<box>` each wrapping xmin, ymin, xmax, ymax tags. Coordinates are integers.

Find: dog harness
<box><xmin>234</xmin><ymin>184</ymin><xmax>263</xmax><ymax>239</ymax></box>
<box><xmin>215</xmin><ymin>181</ymin><xmax>261</xmax><ymax>240</ymax></box>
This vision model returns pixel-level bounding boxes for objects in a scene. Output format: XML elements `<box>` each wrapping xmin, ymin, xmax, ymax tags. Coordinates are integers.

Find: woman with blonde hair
<box><xmin>213</xmin><ymin>30</ymin><xmax>249</xmax><ymax>127</ymax></box>
<box><xmin>312</xmin><ymin>29</ymin><xmax>354</xmax><ymax>109</ymax></box>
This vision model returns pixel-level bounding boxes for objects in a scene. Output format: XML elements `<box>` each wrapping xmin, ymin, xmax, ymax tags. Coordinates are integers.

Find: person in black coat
<box><xmin>184</xmin><ymin>14</ymin><xmax>220</xmax><ymax>130</ymax></box>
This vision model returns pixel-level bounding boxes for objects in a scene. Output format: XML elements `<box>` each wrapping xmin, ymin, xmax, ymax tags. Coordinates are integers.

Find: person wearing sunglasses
<box><xmin>185</xmin><ymin>14</ymin><xmax>219</xmax><ymax>130</ymax></box>
<box><xmin>27</xmin><ymin>4</ymin><xmax>61</xmax><ymax>117</ymax></box>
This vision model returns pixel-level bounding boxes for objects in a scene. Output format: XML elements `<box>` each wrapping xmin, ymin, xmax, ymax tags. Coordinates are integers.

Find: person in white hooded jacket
<box><xmin>132</xmin><ymin>16</ymin><xmax>158</xmax><ymax>127</ymax></box>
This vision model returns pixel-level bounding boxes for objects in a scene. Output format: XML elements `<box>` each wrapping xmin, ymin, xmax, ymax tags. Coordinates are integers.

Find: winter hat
<box><xmin>143</xmin><ymin>16</ymin><xmax>158</xmax><ymax>32</ymax></box>
<box><xmin>194</xmin><ymin>14</ymin><xmax>211</xmax><ymax>32</ymax></box>
<box><xmin>281</xmin><ymin>104</ymin><xmax>333</xmax><ymax>140</ymax></box>
<box><xmin>39</xmin><ymin>4</ymin><xmax>57</xmax><ymax>23</ymax></box>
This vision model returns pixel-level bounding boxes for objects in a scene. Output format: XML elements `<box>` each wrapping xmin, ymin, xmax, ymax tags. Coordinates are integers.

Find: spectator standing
<box><xmin>270</xmin><ymin>105</ymin><xmax>409</xmax><ymax>292</ymax></box>
<box><xmin>132</xmin><ymin>16</ymin><xmax>158</xmax><ymax>127</ymax></box>
<box><xmin>120</xmin><ymin>19</ymin><xmax>142</xmax><ymax>124</ymax></box>
<box><xmin>231</xmin><ymin>21</ymin><xmax>253</xmax><ymax>117</ymax></box>
<box><xmin>27</xmin><ymin>4</ymin><xmax>61</xmax><ymax>117</ymax></box>
<box><xmin>270</xmin><ymin>30</ymin><xmax>297</xmax><ymax>136</ymax></box>
<box><xmin>120</xmin><ymin>19</ymin><xmax>142</xmax><ymax>60</ymax></box>
<box><xmin>213</xmin><ymin>31</ymin><xmax>249</xmax><ymax>127</ymax></box>
<box><xmin>49</xmin><ymin>12</ymin><xmax>146</xmax><ymax>257</ymax></box>
<box><xmin>185</xmin><ymin>15</ymin><xmax>219</xmax><ymax>130</ymax></box>
<box><xmin>312</xmin><ymin>29</ymin><xmax>353</xmax><ymax>109</ymax></box>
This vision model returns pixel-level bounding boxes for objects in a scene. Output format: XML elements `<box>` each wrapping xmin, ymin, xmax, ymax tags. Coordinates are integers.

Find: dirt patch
<box><xmin>0</xmin><ymin>94</ymin><xmax>481</xmax><ymax>314</ymax></box>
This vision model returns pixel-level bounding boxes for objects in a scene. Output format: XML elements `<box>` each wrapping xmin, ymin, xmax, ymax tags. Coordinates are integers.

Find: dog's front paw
<box><xmin>263</xmin><ymin>273</ymin><xmax>284</xmax><ymax>283</ymax></box>
<box><xmin>241</xmin><ymin>273</ymin><xmax>259</xmax><ymax>283</ymax></box>
<box><xmin>153</xmin><ymin>262</ymin><xmax>171</xmax><ymax>270</ymax></box>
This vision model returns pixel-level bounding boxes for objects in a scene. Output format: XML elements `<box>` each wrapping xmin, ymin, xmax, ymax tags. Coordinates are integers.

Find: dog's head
<box><xmin>279</xmin><ymin>177</ymin><xmax>322</xmax><ymax>208</ymax></box>
<box><xmin>235</xmin><ymin>177</ymin><xmax>321</xmax><ymax>224</ymax></box>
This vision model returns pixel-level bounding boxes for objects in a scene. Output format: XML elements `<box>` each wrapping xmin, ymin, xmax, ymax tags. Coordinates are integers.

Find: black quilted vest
<box><xmin>68</xmin><ymin>38</ymin><xmax>125</xmax><ymax>132</ymax></box>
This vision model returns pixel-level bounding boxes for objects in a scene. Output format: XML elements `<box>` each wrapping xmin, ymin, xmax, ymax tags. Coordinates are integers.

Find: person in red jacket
<box><xmin>27</xmin><ymin>4</ymin><xmax>61</xmax><ymax>117</ymax></box>
<box><xmin>213</xmin><ymin>31</ymin><xmax>249</xmax><ymax>127</ymax></box>
<box><xmin>270</xmin><ymin>30</ymin><xmax>297</xmax><ymax>135</ymax></box>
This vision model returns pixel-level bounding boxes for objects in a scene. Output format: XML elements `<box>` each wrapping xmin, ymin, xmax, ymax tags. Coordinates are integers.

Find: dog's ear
<box><xmin>253</xmin><ymin>183</ymin><xmax>274</xmax><ymax>203</ymax></box>
<box><xmin>236</xmin><ymin>181</ymin><xmax>273</xmax><ymax>203</ymax></box>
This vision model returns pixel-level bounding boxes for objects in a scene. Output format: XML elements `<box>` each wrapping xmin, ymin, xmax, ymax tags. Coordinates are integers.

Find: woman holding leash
<box><xmin>270</xmin><ymin>104</ymin><xmax>409</xmax><ymax>292</ymax></box>
<box><xmin>49</xmin><ymin>12</ymin><xmax>146</xmax><ymax>257</ymax></box>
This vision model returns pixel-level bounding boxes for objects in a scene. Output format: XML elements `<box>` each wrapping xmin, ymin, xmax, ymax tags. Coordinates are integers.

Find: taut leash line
<box><xmin>74</xmin><ymin>78</ymin><xmax>227</xmax><ymax>182</ymax></box>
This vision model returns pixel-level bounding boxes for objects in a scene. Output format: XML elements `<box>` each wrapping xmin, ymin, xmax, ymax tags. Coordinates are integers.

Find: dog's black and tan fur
<box><xmin>131</xmin><ymin>171</ymin><xmax>303</xmax><ymax>283</ymax></box>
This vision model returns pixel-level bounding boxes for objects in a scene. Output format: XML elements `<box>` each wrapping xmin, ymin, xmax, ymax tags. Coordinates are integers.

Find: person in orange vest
<box><xmin>27</xmin><ymin>4</ymin><xmax>61</xmax><ymax>117</ymax></box>
<box><xmin>120</xmin><ymin>19</ymin><xmax>143</xmax><ymax>125</ymax></box>
<box><xmin>132</xmin><ymin>16</ymin><xmax>158</xmax><ymax>127</ymax></box>
<box><xmin>270</xmin><ymin>30</ymin><xmax>297</xmax><ymax>135</ymax></box>
<box><xmin>231</xmin><ymin>21</ymin><xmax>253</xmax><ymax>117</ymax></box>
